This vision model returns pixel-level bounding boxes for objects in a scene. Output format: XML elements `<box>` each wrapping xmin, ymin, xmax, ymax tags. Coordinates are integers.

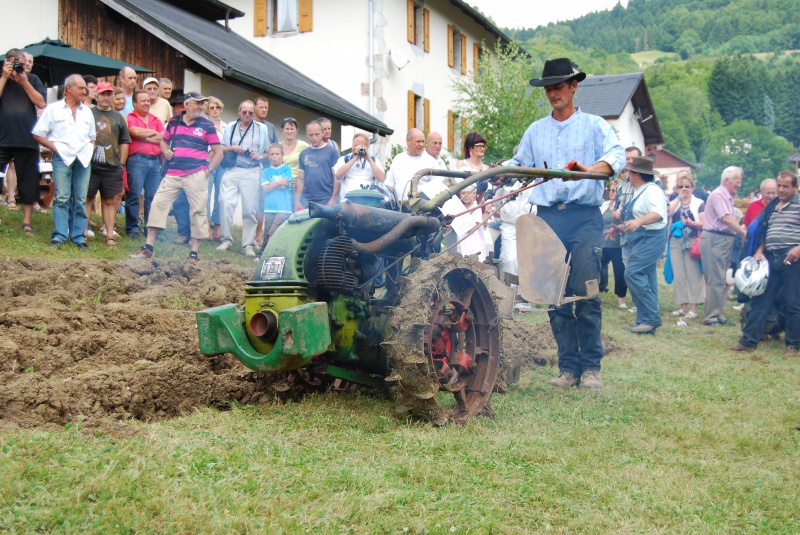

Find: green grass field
<box><xmin>1</xmin><ymin>206</ymin><xmax>798</xmax><ymax>533</ymax></box>
<box><xmin>630</xmin><ymin>50</ymin><xmax>681</xmax><ymax>66</ymax></box>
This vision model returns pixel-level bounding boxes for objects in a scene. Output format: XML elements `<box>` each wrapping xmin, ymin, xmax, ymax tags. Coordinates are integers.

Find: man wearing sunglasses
<box><xmin>216</xmin><ymin>100</ymin><xmax>270</xmax><ymax>257</ymax></box>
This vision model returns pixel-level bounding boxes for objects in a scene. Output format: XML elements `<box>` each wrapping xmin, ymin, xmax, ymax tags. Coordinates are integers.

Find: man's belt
<box><xmin>129</xmin><ymin>153</ymin><xmax>159</xmax><ymax>160</ymax></box>
<box><xmin>234</xmin><ymin>163</ymin><xmax>261</xmax><ymax>169</ymax></box>
<box><xmin>705</xmin><ymin>229</ymin><xmax>734</xmax><ymax>237</ymax></box>
<box><xmin>540</xmin><ymin>203</ymin><xmax>597</xmax><ymax>211</ymax></box>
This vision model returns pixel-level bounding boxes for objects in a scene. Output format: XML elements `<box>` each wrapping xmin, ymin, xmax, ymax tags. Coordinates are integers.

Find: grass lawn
<box><xmin>630</xmin><ymin>50</ymin><xmax>681</xmax><ymax>66</ymax></box>
<box><xmin>1</xmin><ymin>206</ymin><xmax>799</xmax><ymax>533</ymax></box>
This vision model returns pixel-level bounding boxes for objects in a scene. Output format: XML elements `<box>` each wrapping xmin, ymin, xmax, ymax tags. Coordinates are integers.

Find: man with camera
<box><xmin>0</xmin><ymin>48</ymin><xmax>46</xmax><ymax>235</ymax></box>
<box><xmin>216</xmin><ymin>100</ymin><xmax>270</xmax><ymax>257</ymax></box>
<box><xmin>334</xmin><ymin>133</ymin><xmax>385</xmax><ymax>202</ymax></box>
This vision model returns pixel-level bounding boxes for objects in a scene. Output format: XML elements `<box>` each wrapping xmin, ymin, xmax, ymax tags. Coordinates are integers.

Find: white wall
<box><xmin>610</xmin><ymin>101</ymin><xmax>646</xmax><ymax>153</ymax></box>
<box><xmin>225</xmin><ymin>0</ymin><xmax>503</xmax><ymax>160</ymax></box>
<box><xmin>0</xmin><ymin>0</ymin><xmax>59</xmax><ymax>55</ymax></box>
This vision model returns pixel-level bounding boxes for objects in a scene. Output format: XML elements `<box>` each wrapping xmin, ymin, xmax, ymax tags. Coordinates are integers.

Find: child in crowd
<box><xmin>456</xmin><ymin>184</ymin><xmax>488</xmax><ymax>262</ymax></box>
<box><xmin>258</xmin><ymin>143</ymin><xmax>293</xmax><ymax>258</ymax></box>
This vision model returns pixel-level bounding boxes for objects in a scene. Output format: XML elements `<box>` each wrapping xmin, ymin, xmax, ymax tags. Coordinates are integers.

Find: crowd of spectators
<box><xmin>2</xmin><ymin>50</ymin><xmax>798</xmax><ymax>360</ymax></box>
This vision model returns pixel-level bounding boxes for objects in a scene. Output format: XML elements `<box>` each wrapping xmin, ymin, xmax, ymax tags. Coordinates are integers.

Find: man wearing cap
<box><xmin>604</xmin><ymin>157</ymin><xmax>667</xmax><ymax>334</ymax></box>
<box><xmin>131</xmin><ymin>92</ymin><xmax>222</xmax><ymax>261</ymax></box>
<box><xmin>126</xmin><ymin>89</ymin><xmax>165</xmax><ymax>238</ymax></box>
<box><xmin>143</xmin><ymin>77</ymin><xmax>172</xmax><ymax>125</ymax></box>
<box><xmin>508</xmin><ymin>57</ymin><xmax>625</xmax><ymax>391</ymax></box>
<box><xmin>86</xmin><ymin>81</ymin><xmax>131</xmax><ymax>246</ymax></box>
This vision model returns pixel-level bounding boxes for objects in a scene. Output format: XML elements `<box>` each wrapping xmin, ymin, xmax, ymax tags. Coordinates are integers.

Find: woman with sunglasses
<box><xmin>456</xmin><ymin>132</ymin><xmax>489</xmax><ymax>173</ymax></box>
<box><xmin>205</xmin><ymin>97</ymin><xmax>227</xmax><ymax>241</ymax></box>
<box><xmin>280</xmin><ymin>117</ymin><xmax>309</xmax><ymax>190</ymax></box>
<box><xmin>601</xmin><ymin>180</ymin><xmax>628</xmax><ymax>308</ymax></box>
<box><xmin>667</xmin><ymin>173</ymin><xmax>706</xmax><ymax>318</ymax></box>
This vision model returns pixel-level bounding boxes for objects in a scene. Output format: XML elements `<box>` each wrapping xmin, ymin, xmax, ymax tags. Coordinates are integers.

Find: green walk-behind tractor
<box><xmin>196</xmin><ymin>166</ymin><xmax>608</xmax><ymax>424</ymax></box>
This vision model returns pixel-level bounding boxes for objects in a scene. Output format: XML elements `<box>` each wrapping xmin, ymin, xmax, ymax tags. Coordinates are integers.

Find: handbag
<box><xmin>690</xmin><ymin>233</ymin><xmax>702</xmax><ymax>260</ymax></box>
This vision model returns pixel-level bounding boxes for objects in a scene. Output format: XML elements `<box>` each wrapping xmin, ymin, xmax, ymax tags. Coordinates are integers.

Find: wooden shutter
<box><xmin>447</xmin><ymin>25</ymin><xmax>454</xmax><ymax>67</ymax></box>
<box><xmin>254</xmin><ymin>0</ymin><xmax>267</xmax><ymax>36</ymax></box>
<box><xmin>473</xmin><ymin>43</ymin><xmax>479</xmax><ymax>81</ymax></box>
<box><xmin>407</xmin><ymin>0</ymin><xmax>415</xmax><ymax>43</ymax></box>
<box><xmin>423</xmin><ymin>98</ymin><xmax>430</xmax><ymax>134</ymax></box>
<box><xmin>460</xmin><ymin>34</ymin><xmax>467</xmax><ymax>75</ymax></box>
<box><xmin>408</xmin><ymin>91</ymin><xmax>415</xmax><ymax>132</ymax></box>
<box><xmin>461</xmin><ymin>117</ymin><xmax>467</xmax><ymax>134</ymax></box>
<box><xmin>423</xmin><ymin>8</ymin><xmax>430</xmax><ymax>52</ymax></box>
<box><xmin>298</xmin><ymin>0</ymin><xmax>313</xmax><ymax>33</ymax></box>
<box><xmin>447</xmin><ymin>110</ymin><xmax>455</xmax><ymax>152</ymax></box>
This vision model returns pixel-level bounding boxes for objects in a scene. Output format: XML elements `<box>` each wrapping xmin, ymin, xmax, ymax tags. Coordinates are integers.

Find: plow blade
<box><xmin>516</xmin><ymin>214</ymin><xmax>572</xmax><ymax>306</ymax></box>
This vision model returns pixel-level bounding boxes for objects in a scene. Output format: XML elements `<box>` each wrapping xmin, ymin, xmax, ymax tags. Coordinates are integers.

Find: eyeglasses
<box><xmin>609</xmin><ymin>189</ymin><xmax>616</xmax><ymax>193</ymax></box>
<box><xmin>208</xmin><ymin>105</ymin><xmax>220</xmax><ymax>110</ymax></box>
<box><xmin>677</xmin><ymin>185</ymin><xmax>692</xmax><ymax>189</ymax></box>
<box><xmin>472</xmin><ymin>144</ymin><xmax>486</xmax><ymax>149</ymax></box>
<box><xmin>283</xmin><ymin>117</ymin><xmax>297</xmax><ymax>123</ymax></box>
<box><xmin>241</xmin><ymin>110</ymin><xmax>255</xmax><ymax>115</ymax></box>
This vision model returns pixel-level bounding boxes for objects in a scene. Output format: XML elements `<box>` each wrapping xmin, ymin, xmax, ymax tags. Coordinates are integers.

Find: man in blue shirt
<box><xmin>510</xmin><ymin>58</ymin><xmax>625</xmax><ymax>391</ymax></box>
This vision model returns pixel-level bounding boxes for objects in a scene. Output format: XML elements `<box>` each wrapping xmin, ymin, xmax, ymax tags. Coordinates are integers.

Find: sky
<box><xmin>467</xmin><ymin>0</ymin><xmax>629</xmax><ymax>30</ymax></box>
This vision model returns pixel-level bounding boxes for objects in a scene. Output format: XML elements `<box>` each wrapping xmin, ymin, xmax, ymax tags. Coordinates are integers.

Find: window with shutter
<box><xmin>460</xmin><ymin>34</ymin><xmax>467</xmax><ymax>75</ymax></box>
<box><xmin>254</xmin><ymin>0</ymin><xmax>267</xmax><ymax>36</ymax></box>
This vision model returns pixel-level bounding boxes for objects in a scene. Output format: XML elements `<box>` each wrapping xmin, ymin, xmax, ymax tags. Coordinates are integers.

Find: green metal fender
<box><xmin>196</xmin><ymin>302</ymin><xmax>332</xmax><ymax>373</ymax></box>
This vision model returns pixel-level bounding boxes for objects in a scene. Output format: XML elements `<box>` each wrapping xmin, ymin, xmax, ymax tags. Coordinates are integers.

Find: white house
<box><xmin>223</xmin><ymin>0</ymin><xmax>514</xmax><ymax>157</ymax></box>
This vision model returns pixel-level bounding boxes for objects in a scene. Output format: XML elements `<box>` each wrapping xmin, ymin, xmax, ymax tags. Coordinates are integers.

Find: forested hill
<box><xmin>506</xmin><ymin>0</ymin><xmax>800</xmax><ymax>60</ymax></box>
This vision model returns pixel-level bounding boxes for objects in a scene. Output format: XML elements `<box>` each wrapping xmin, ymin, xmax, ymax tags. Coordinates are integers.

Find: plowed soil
<box><xmin>0</xmin><ymin>256</ymin><xmax>557</xmax><ymax>433</ymax></box>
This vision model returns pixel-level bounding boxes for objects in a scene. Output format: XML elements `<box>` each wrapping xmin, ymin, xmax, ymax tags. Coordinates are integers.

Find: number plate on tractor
<box><xmin>260</xmin><ymin>257</ymin><xmax>287</xmax><ymax>280</ymax></box>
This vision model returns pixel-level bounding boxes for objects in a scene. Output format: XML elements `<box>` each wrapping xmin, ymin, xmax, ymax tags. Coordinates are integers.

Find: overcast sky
<box><xmin>467</xmin><ymin>0</ymin><xmax>629</xmax><ymax>30</ymax></box>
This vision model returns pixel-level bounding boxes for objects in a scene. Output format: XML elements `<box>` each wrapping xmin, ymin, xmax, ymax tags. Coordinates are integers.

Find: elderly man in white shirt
<box><xmin>425</xmin><ymin>131</ymin><xmax>449</xmax><ymax>170</ymax></box>
<box><xmin>385</xmin><ymin>128</ymin><xmax>438</xmax><ymax>202</ymax></box>
<box><xmin>32</xmin><ymin>74</ymin><xmax>96</xmax><ymax>250</ymax></box>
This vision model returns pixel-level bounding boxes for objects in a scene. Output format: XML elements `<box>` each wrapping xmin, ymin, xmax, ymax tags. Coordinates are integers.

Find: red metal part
<box><xmin>452</xmin><ymin>311</ymin><xmax>469</xmax><ymax>332</ymax></box>
<box><xmin>453</xmin><ymin>352</ymin><xmax>472</xmax><ymax>374</ymax></box>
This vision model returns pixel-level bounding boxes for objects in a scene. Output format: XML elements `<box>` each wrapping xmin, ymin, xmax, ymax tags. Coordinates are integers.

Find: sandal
<box><xmin>21</xmin><ymin>223</ymin><xmax>35</xmax><ymax>236</ymax></box>
<box><xmin>7</xmin><ymin>201</ymin><xmax>18</xmax><ymax>211</ymax></box>
<box><xmin>671</xmin><ymin>309</ymin><xmax>687</xmax><ymax>316</ymax></box>
<box><xmin>188</xmin><ymin>251</ymin><xmax>199</xmax><ymax>262</ymax></box>
<box><xmin>32</xmin><ymin>204</ymin><xmax>48</xmax><ymax>215</ymax></box>
<box><xmin>106</xmin><ymin>238</ymin><xmax>118</xmax><ymax>247</ymax></box>
<box><xmin>685</xmin><ymin>311</ymin><xmax>698</xmax><ymax>319</ymax></box>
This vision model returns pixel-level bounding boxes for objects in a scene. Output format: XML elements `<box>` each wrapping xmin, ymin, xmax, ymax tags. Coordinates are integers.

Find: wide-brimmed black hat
<box><xmin>623</xmin><ymin>156</ymin><xmax>655</xmax><ymax>176</ymax></box>
<box><xmin>529</xmin><ymin>58</ymin><xmax>587</xmax><ymax>87</ymax></box>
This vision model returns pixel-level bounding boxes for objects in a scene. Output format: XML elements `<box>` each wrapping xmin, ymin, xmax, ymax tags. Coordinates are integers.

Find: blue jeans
<box><xmin>126</xmin><ymin>154</ymin><xmax>161</xmax><ymax>234</ymax></box>
<box><xmin>173</xmin><ymin>190</ymin><xmax>191</xmax><ymax>237</ymax></box>
<box><xmin>623</xmin><ymin>229</ymin><xmax>666</xmax><ymax>327</ymax></box>
<box><xmin>739</xmin><ymin>250</ymin><xmax>800</xmax><ymax>349</ymax></box>
<box><xmin>537</xmin><ymin>204</ymin><xmax>604</xmax><ymax>376</ymax></box>
<box><xmin>207</xmin><ymin>167</ymin><xmax>223</xmax><ymax>226</ymax></box>
<box><xmin>51</xmin><ymin>154</ymin><xmax>91</xmax><ymax>244</ymax></box>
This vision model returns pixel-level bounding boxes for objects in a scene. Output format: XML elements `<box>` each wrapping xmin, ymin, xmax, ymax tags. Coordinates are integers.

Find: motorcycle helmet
<box><xmin>735</xmin><ymin>256</ymin><xmax>769</xmax><ymax>297</ymax></box>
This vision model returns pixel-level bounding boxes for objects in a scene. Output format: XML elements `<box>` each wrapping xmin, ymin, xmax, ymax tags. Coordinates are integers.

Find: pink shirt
<box><xmin>127</xmin><ymin>112</ymin><xmax>164</xmax><ymax>156</ymax></box>
<box><xmin>703</xmin><ymin>185</ymin><xmax>736</xmax><ymax>234</ymax></box>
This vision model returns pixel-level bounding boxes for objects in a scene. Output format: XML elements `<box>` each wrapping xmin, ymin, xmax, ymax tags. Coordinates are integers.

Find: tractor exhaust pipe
<box><xmin>309</xmin><ymin>201</ymin><xmax>440</xmax><ymax>243</ymax></box>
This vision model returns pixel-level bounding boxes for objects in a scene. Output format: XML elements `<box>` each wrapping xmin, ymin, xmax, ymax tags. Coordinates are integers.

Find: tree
<box><xmin>450</xmin><ymin>41</ymin><xmax>549</xmax><ymax>162</ymax></box>
<box><xmin>698</xmin><ymin>120</ymin><xmax>794</xmax><ymax>192</ymax></box>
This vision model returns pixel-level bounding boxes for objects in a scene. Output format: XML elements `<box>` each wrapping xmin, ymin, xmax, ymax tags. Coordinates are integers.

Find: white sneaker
<box><xmin>244</xmin><ymin>246</ymin><xmax>256</xmax><ymax>257</ymax></box>
<box><xmin>628</xmin><ymin>306</ymin><xmax>637</xmax><ymax>313</ymax></box>
<box><xmin>86</xmin><ymin>229</ymin><xmax>95</xmax><ymax>238</ymax></box>
<box><xmin>618</xmin><ymin>303</ymin><xmax>628</xmax><ymax>309</ymax></box>
<box><xmin>216</xmin><ymin>240</ymin><xmax>232</xmax><ymax>251</ymax></box>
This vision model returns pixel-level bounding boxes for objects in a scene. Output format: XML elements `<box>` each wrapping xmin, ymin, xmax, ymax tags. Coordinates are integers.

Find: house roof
<box><xmin>169</xmin><ymin>0</ymin><xmax>244</xmax><ymax>23</ymax></box>
<box><xmin>575</xmin><ymin>72</ymin><xmax>664</xmax><ymax>145</ymax></box>
<box><xmin>652</xmin><ymin>147</ymin><xmax>699</xmax><ymax>169</ymax></box>
<box><xmin>99</xmin><ymin>0</ymin><xmax>392</xmax><ymax>136</ymax></box>
<box><xmin>449</xmin><ymin>0</ymin><xmax>514</xmax><ymax>46</ymax></box>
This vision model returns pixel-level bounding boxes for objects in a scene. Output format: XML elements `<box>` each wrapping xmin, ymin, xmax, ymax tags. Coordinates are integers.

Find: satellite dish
<box><xmin>390</xmin><ymin>47</ymin><xmax>410</xmax><ymax>70</ymax></box>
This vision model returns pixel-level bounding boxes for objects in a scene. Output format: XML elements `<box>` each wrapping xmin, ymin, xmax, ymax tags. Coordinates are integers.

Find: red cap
<box><xmin>96</xmin><ymin>81</ymin><xmax>114</xmax><ymax>93</ymax></box>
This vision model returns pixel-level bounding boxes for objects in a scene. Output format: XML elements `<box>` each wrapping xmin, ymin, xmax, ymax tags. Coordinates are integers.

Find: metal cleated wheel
<box><xmin>389</xmin><ymin>255</ymin><xmax>500</xmax><ymax>424</ymax></box>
